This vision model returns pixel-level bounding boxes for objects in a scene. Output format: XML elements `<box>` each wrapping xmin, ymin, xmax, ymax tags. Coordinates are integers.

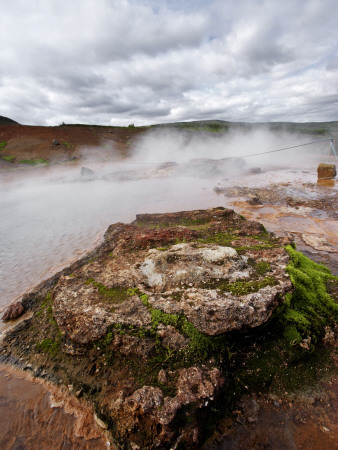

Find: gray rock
<box><xmin>81</xmin><ymin>166</ymin><xmax>95</xmax><ymax>178</ymax></box>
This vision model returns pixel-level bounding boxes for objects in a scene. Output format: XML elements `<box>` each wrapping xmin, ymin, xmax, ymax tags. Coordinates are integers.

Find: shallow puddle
<box><xmin>0</xmin><ymin>366</ymin><xmax>111</xmax><ymax>449</ymax></box>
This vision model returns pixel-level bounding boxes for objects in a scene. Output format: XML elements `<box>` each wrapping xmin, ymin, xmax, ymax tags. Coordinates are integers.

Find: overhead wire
<box><xmin>111</xmin><ymin>137</ymin><xmax>334</xmax><ymax>165</ymax></box>
<box><xmin>240</xmin><ymin>137</ymin><xmax>332</xmax><ymax>158</ymax></box>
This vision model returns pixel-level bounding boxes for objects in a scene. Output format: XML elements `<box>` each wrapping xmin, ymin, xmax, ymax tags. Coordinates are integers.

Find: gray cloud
<box><xmin>0</xmin><ymin>0</ymin><xmax>337</xmax><ymax>125</ymax></box>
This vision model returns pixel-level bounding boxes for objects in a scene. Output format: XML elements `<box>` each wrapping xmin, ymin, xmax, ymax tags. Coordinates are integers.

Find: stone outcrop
<box><xmin>1</xmin><ymin>207</ymin><xmax>296</xmax><ymax>449</ymax></box>
<box><xmin>2</xmin><ymin>301</ymin><xmax>25</xmax><ymax>321</ymax></box>
<box><xmin>51</xmin><ymin>239</ymin><xmax>291</xmax><ymax>344</ymax></box>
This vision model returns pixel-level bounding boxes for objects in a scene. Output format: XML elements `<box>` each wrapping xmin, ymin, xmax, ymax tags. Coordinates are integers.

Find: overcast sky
<box><xmin>1</xmin><ymin>0</ymin><xmax>337</xmax><ymax>126</ymax></box>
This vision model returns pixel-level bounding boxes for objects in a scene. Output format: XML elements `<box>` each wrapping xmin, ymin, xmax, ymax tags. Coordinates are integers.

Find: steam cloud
<box><xmin>0</xmin><ymin>128</ymin><xmax>329</xmax><ymax>315</ymax></box>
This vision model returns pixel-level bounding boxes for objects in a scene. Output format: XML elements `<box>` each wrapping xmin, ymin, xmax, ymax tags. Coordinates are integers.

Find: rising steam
<box><xmin>0</xmin><ymin>126</ymin><xmax>328</xmax><ymax>314</ymax></box>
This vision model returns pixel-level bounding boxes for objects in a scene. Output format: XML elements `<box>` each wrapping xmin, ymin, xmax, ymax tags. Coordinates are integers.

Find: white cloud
<box><xmin>0</xmin><ymin>0</ymin><xmax>337</xmax><ymax>125</ymax></box>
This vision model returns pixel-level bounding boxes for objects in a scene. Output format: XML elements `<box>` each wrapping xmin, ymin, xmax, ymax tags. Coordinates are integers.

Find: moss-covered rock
<box><xmin>1</xmin><ymin>208</ymin><xmax>336</xmax><ymax>449</ymax></box>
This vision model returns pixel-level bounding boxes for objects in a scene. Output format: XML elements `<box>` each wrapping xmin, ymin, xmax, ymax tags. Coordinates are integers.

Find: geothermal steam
<box><xmin>0</xmin><ymin>128</ymin><xmax>327</xmax><ymax>315</ymax></box>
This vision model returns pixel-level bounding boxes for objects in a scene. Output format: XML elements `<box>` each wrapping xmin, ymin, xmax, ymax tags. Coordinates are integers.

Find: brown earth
<box><xmin>0</xmin><ymin>124</ymin><xmax>147</xmax><ymax>167</ymax></box>
<box><xmin>204</xmin><ymin>376</ymin><xmax>338</xmax><ymax>450</ymax></box>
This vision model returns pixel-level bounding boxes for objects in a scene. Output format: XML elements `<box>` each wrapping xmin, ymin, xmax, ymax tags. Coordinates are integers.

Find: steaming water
<box><xmin>0</xmin><ymin>128</ymin><xmax>330</xmax><ymax>311</ymax></box>
<box><xmin>0</xmin><ymin>169</ymin><xmax>225</xmax><ymax>312</ymax></box>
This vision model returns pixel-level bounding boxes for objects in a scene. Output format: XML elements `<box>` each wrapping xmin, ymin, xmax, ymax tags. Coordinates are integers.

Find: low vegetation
<box><xmin>2</xmin><ymin>154</ymin><xmax>15</xmax><ymax>162</ymax></box>
<box><xmin>85</xmin><ymin>278</ymin><xmax>132</xmax><ymax>304</ymax></box>
<box><xmin>19</xmin><ymin>158</ymin><xmax>48</xmax><ymax>165</ymax></box>
<box><xmin>35</xmin><ymin>293</ymin><xmax>62</xmax><ymax>358</ymax></box>
<box><xmin>281</xmin><ymin>245</ymin><xmax>337</xmax><ymax>346</ymax></box>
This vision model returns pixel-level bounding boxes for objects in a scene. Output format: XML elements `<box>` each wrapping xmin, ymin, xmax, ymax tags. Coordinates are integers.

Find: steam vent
<box><xmin>1</xmin><ymin>207</ymin><xmax>337</xmax><ymax>449</ymax></box>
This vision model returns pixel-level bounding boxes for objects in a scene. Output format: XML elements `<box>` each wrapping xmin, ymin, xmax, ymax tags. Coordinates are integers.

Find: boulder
<box><xmin>81</xmin><ymin>166</ymin><xmax>95</xmax><ymax>178</ymax></box>
<box><xmin>0</xmin><ymin>208</ymin><xmax>297</xmax><ymax>448</ymax></box>
<box><xmin>2</xmin><ymin>301</ymin><xmax>25</xmax><ymax>321</ymax></box>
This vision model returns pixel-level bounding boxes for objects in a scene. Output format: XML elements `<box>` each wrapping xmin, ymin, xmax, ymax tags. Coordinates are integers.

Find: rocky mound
<box><xmin>1</xmin><ymin>208</ymin><xmax>337</xmax><ymax>449</ymax></box>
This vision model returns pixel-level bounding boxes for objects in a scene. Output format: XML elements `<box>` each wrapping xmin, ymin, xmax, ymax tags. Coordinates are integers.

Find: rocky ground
<box><xmin>1</xmin><ymin>207</ymin><xmax>337</xmax><ymax>449</ymax></box>
<box><xmin>204</xmin><ymin>376</ymin><xmax>338</xmax><ymax>449</ymax></box>
<box><xmin>215</xmin><ymin>179</ymin><xmax>338</xmax><ymax>276</ymax></box>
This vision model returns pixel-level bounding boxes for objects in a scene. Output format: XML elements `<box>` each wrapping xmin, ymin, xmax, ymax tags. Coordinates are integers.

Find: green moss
<box><xmin>179</xmin><ymin>218</ymin><xmax>211</xmax><ymax>228</ymax></box>
<box><xmin>131</xmin><ymin>288</ymin><xmax>230</xmax><ymax>362</ymax></box>
<box><xmin>241</xmin><ymin>334</ymin><xmax>335</xmax><ymax>393</ymax></box>
<box><xmin>256</xmin><ymin>260</ymin><xmax>271</xmax><ymax>274</ymax></box>
<box><xmin>102</xmin><ymin>331</ymin><xmax>114</xmax><ymax>347</ymax></box>
<box><xmin>35</xmin><ymin>292</ymin><xmax>52</xmax><ymax>317</ymax></box>
<box><xmin>35</xmin><ymin>293</ymin><xmax>62</xmax><ymax>358</ymax></box>
<box><xmin>2</xmin><ymin>155</ymin><xmax>15</xmax><ymax>162</ymax></box>
<box><xmin>260</xmin><ymin>224</ymin><xmax>268</xmax><ymax>234</ymax></box>
<box><xmin>283</xmin><ymin>325</ymin><xmax>302</xmax><ymax>345</ymax></box>
<box><xmin>85</xmin><ymin>278</ymin><xmax>131</xmax><ymax>303</ymax></box>
<box><xmin>198</xmin><ymin>232</ymin><xmax>238</xmax><ymax>246</ymax></box>
<box><xmin>0</xmin><ymin>141</ymin><xmax>7</xmax><ymax>150</ymax></box>
<box><xmin>47</xmin><ymin>305</ymin><xmax>58</xmax><ymax>327</ymax></box>
<box><xmin>63</xmin><ymin>142</ymin><xmax>73</xmax><ymax>148</ymax></box>
<box><xmin>281</xmin><ymin>245</ymin><xmax>338</xmax><ymax>340</ymax></box>
<box><xmin>150</xmin><ymin>308</ymin><xmax>179</xmax><ymax>330</ymax></box>
<box><xmin>36</xmin><ymin>338</ymin><xmax>60</xmax><ymax>357</ymax></box>
<box><xmin>203</xmin><ymin>276</ymin><xmax>277</xmax><ymax>296</ymax></box>
<box><xmin>238</xmin><ymin>247</ymin><xmax>338</xmax><ymax>394</ymax></box>
<box><xmin>20</xmin><ymin>158</ymin><xmax>48</xmax><ymax>165</ymax></box>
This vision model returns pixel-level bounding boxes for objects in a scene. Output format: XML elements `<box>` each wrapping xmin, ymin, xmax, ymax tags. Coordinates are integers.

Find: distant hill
<box><xmin>0</xmin><ymin>115</ymin><xmax>19</xmax><ymax>125</ymax></box>
<box><xmin>153</xmin><ymin>120</ymin><xmax>338</xmax><ymax>138</ymax></box>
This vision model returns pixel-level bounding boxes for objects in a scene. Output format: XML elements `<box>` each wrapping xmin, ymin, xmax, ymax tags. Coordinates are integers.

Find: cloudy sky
<box><xmin>1</xmin><ymin>0</ymin><xmax>337</xmax><ymax>126</ymax></box>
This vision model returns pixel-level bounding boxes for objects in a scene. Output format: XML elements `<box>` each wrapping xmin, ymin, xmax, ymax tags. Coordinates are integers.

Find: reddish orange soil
<box><xmin>0</xmin><ymin>124</ymin><xmax>147</xmax><ymax>167</ymax></box>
